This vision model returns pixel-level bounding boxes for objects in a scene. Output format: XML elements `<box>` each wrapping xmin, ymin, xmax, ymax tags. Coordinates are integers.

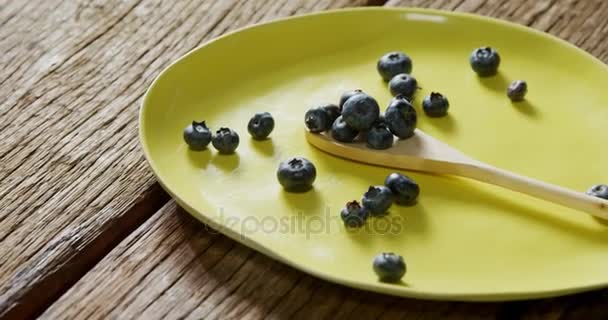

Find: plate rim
<box><xmin>138</xmin><ymin>7</ymin><xmax>608</xmax><ymax>301</ymax></box>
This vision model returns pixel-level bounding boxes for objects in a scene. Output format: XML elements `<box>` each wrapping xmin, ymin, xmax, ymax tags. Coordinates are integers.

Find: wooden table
<box><xmin>1</xmin><ymin>0</ymin><xmax>607</xmax><ymax>319</ymax></box>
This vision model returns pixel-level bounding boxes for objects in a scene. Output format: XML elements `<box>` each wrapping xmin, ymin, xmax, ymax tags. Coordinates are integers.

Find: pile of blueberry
<box><xmin>183</xmin><ymin>112</ymin><xmax>275</xmax><ymax>153</ymax></box>
<box><xmin>305</xmin><ymin>92</ymin><xmax>418</xmax><ymax>149</ymax></box>
<box><xmin>304</xmin><ymin>51</ymin><xmax>453</xmax><ymax>151</ymax></box>
<box><xmin>341</xmin><ymin>172</ymin><xmax>419</xmax><ymax>228</ymax></box>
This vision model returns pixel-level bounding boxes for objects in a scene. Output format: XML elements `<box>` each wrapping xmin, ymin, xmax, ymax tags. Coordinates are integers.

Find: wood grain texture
<box><xmin>13</xmin><ymin>0</ymin><xmax>608</xmax><ymax>319</ymax></box>
<box><xmin>0</xmin><ymin>0</ymin><xmax>370</xmax><ymax>319</ymax></box>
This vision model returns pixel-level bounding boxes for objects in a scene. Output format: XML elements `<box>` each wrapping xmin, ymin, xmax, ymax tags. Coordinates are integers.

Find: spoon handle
<box><xmin>456</xmin><ymin>162</ymin><xmax>608</xmax><ymax>220</ymax></box>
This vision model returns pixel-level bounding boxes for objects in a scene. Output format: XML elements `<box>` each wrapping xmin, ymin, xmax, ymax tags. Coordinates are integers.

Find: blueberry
<box><xmin>366</xmin><ymin>123</ymin><xmax>394</xmax><ymax>150</ymax></box>
<box><xmin>277</xmin><ymin>157</ymin><xmax>316</xmax><ymax>192</ymax></box>
<box><xmin>422</xmin><ymin>92</ymin><xmax>449</xmax><ymax>117</ymax></box>
<box><xmin>340</xmin><ymin>200</ymin><xmax>369</xmax><ymax>228</ymax></box>
<box><xmin>247</xmin><ymin>112</ymin><xmax>275</xmax><ymax>140</ymax></box>
<box><xmin>587</xmin><ymin>184</ymin><xmax>608</xmax><ymax>200</ymax></box>
<box><xmin>362</xmin><ymin>185</ymin><xmax>393</xmax><ymax>216</ymax></box>
<box><xmin>388</xmin><ymin>73</ymin><xmax>418</xmax><ymax>98</ymax></box>
<box><xmin>212</xmin><ymin>127</ymin><xmax>239</xmax><ymax>154</ymax></box>
<box><xmin>305</xmin><ymin>107</ymin><xmax>332</xmax><ymax>133</ymax></box>
<box><xmin>469</xmin><ymin>47</ymin><xmax>500</xmax><ymax>77</ymax></box>
<box><xmin>384</xmin><ymin>172</ymin><xmax>419</xmax><ymax>205</ymax></box>
<box><xmin>377</xmin><ymin>52</ymin><xmax>413</xmax><ymax>82</ymax></box>
<box><xmin>339</xmin><ymin>89</ymin><xmax>364</xmax><ymax>111</ymax></box>
<box><xmin>342</xmin><ymin>93</ymin><xmax>380</xmax><ymax>131</ymax></box>
<box><xmin>384</xmin><ymin>95</ymin><xmax>417</xmax><ymax>139</ymax></box>
<box><xmin>373</xmin><ymin>252</ymin><xmax>406</xmax><ymax>282</ymax></box>
<box><xmin>507</xmin><ymin>80</ymin><xmax>528</xmax><ymax>102</ymax></box>
<box><xmin>183</xmin><ymin>121</ymin><xmax>212</xmax><ymax>151</ymax></box>
<box><xmin>331</xmin><ymin>116</ymin><xmax>359</xmax><ymax>142</ymax></box>
<box><xmin>322</xmin><ymin>104</ymin><xmax>341</xmax><ymax>125</ymax></box>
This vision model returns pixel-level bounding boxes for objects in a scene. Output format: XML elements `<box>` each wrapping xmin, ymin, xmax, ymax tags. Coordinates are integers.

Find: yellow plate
<box><xmin>140</xmin><ymin>8</ymin><xmax>608</xmax><ymax>301</ymax></box>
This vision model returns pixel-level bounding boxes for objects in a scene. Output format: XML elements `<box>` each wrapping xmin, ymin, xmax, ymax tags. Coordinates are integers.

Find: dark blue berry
<box><xmin>305</xmin><ymin>107</ymin><xmax>332</xmax><ymax>133</ymax></box>
<box><xmin>277</xmin><ymin>157</ymin><xmax>316</xmax><ymax>192</ymax></box>
<box><xmin>385</xmin><ymin>172</ymin><xmax>419</xmax><ymax>205</ymax></box>
<box><xmin>322</xmin><ymin>104</ymin><xmax>341</xmax><ymax>124</ymax></box>
<box><xmin>470</xmin><ymin>47</ymin><xmax>500</xmax><ymax>77</ymax></box>
<box><xmin>342</xmin><ymin>93</ymin><xmax>380</xmax><ymax>131</ymax></box>
<box><xmin>339</xmin><ymin>89</ymin><xmax>364</xmax><ymax>111</ymax></box>
<box><xmin>183</xmin><ymin>121</ymin><xmax>212</xmax><ymax>151</ymax></box>
<box><xmin>248</xmin><ymin>112</ymin><xmax>275</xmax><ymax>140</ymax></box>
<box><xmin>384</xmin><ymin>95</ymin><xmax>417</xmax><ymax>139</ymax></box>
<box><xmin>587</xmin><ymin>184</ymin><xmax>608</xmax><ymax>200</ymax></box>
<box><xmin>331</xmin><ymin>116</ymin><xmax>359</xmax><ymax>143</ymax></box>
<box><xmin>340</xmin><ymin>200</ymin><xmax>369</xmax><ymax>228</ymax></box>
<box><xmin>373</xmin><ymin>252</ymin><xmax>406</xmax><ymax>282</ymax></box>
<box><xmin>388</xmin><ymin>73</ymin><xmax>418</xmax><ymax>98</ymax></box>
<box><xmin>422</xmin><ymin>92</ymin><xmax>449</xmax><ymax>117</ymax></box>
<box><xmin>377</xmin><ymin>52</ymin><xmax>413</xmax><ymax>82</ymax></box>
<box><xmin>366</xmin><ymin>123</ymin><xmax>394</xmax><ymax>150</ymax></box>
<box><xmin>507</xmin><ymin>80</ymin><xmax>528</xmax><ymax>102</ymax></box>
<box><xmin>362</xmin><ymin>185</ymin><xmax>393</xmax><ymax>216</ymax></box>
<box><xmin>212</xmin><ymin>127</ymin><xmax>239</xmax><ymax>154</ymax></box>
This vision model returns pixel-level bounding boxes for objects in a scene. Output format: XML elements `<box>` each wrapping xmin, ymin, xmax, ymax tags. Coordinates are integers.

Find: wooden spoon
<box><xmin>306</xmin><ymin>129</ymin><xmax>608</xmax><ymax>220</ymax></box>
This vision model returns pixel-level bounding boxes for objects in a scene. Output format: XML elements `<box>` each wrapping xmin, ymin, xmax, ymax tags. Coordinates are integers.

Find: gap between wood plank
<box><xmin>1</xmin><ymin>184</ymin><xmax>170</xmax><ymax>320</ymax></box>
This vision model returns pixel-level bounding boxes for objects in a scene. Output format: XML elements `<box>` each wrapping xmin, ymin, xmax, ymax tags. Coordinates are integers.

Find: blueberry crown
<box><xmin>388</xmin><ymin>53</ymin><xmax>401</xmax><ymax>60</ymax></box>
<box><xmin>346</xmin><ymin>200</ymin><xmax>361</xmax><ymax>210</ymax></box>
<box><xmin>216</xmin><ymin>127</ymin><xmax>231</xmax><ymax>135</ymax></box>
<box><xmin>476</xmin><ymin>47</ymin><xmax>494</xmax><ymax>58</ymax></box>
<box><xmin>430</xmin><ymin>92</ymin><xmax>444</xmax><ymax>101</ymax></box>
<box><xmin>192</xmin><ymin>120</ymin><xmax>208</xmax><ymax>129</ymax></box>
<box><xmin>382</xmin><ymin>252</ymin><xmax>402</xmax><ymax>262</ymax></box>
<box><xmin>365</xmin><ymin>186</ymin><xmax>381</xmax><ymax>197</ymax></box>
<box><xmin>288</xmin><ymin>158</ymin><xmax>303</xmax><ymax>168</ymax></box>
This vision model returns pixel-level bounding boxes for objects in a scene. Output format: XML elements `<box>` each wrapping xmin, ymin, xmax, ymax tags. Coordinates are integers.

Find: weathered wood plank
<box><xmin>0</xmin><ymin>0</ymin><xmax>371</xmax><ymax>319</ymax></box>
<box><xmin>39</xmin><ymin>0</ymin><xmax>608</xmax><ymax>319</ymax></box>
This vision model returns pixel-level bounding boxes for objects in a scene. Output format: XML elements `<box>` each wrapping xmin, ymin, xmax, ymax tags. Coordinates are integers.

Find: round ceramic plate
<box><xmin>139</xmin><ymin>8</ymin><xmax>608</xmax><ymax>301</ymax></box>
